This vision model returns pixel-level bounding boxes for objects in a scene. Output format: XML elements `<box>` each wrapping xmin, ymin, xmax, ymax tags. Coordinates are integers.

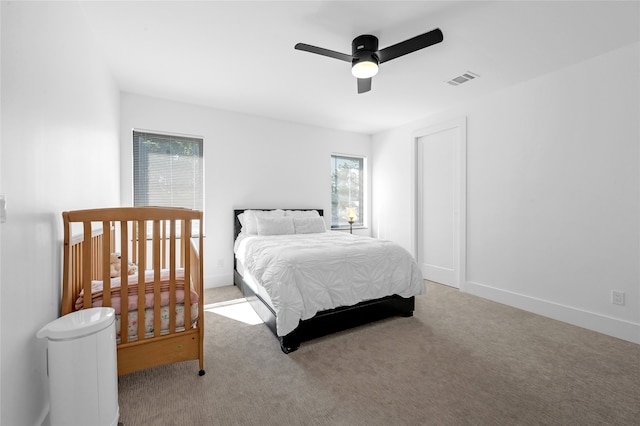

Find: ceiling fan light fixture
<box><xmin>295</xmin><ymin>28</ymin><xmax>443</xmax><ymax>93</ymax></box>
<box><xmin>352</xmin><ymin>60</ymin><xmax>378</xmax><ymax>79</ymax></box>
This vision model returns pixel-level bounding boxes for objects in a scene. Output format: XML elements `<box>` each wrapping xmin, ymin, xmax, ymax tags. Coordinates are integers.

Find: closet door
<box><xmin>416</xmin><ymin>119</ymin><xmax>465</xmax><ymax>288</ymax></box>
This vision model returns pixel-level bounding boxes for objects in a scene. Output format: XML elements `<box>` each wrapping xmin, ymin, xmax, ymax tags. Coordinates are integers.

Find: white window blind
<box><xmin>133</xmin><ymin>131</ymin><xmax>204</xmax><ymax>237</ymax></box>
<box><xmin>133</xmin><ymin>131</ymin><xmax>203</xmax><ymax>210</ymax></box>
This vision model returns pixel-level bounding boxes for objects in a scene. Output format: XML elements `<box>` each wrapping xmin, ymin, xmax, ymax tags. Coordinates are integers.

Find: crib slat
<box><xmin>61</xmin><ymin>213</ymin><xmax>73</xmax><ymax>315</ymax></box>
<box><xmin>197</xmin><ymin>215</ymin><xmax>205</xmax><ymax>372</ymax></box>
<box><xmin>180</xmin><ymin>220</ymin><xmax>190</xmax><ymax>330</ymax></box>
<box><xmin>73</xmin><ymin>244</ymin><xmax>81</xmax><ymax>307</ymax></box>
<box><xmin>82</xmin><ymin>222</ymin><xmax>93</xmax><ymax>310</ymax></box>
<box><xmin>102</xmin><ymin>221</ymin><xmax>112</xmax><ymax>307</ymax></box>
<box><xmin>169</xmin><ymin>220</ymin><xmax>177</xmax><ymax>333</ymax></box>
<box><xmin>120</xmin><ymin>221</ymin><xmax>129</xmax><ymax>345</ymax></box>
<box><xmin>180</xmin><ymin>221</ymin><xmax>185</xmax><ymax>267</ymax></box>
<box><xmin>136</xmin><ymin>220</ymin><xmax>146</xmax><ymax>341</ymax></box>
<box><xmin>152</xmin><ymin>220</ymin><xmax>161</xmax><ymax>337</ymax></box>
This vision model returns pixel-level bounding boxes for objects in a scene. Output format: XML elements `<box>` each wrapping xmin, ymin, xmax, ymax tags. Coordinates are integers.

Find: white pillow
<box><xmin>294</xmin><ymin>217</ymin><xmax>327</xmax><ymax>234</ymax></box>
<box><xmin>244</xmin><ymin>209</ymin><xmax>285</xmax><ymax>234</ymax></box>
<box><xmin>257</xmin><ymin>216</ymin><xmax>295</xmax><ymax>236</ymax></box>
<box><xmin>284</xmin><ymin>210</ymin><xmax>320</xmax><ymax>218</ymax></box>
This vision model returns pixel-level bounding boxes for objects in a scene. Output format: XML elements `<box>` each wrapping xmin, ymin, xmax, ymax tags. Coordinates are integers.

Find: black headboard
<box><xmin>234</xmin><ymin>209</ymin><xmax>324</xmax><ymax>241</ymax></box>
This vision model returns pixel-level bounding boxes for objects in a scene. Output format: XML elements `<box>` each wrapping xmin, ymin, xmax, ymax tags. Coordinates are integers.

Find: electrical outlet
<box><xmin>612</xmin><ymin>290</ymin><xmax>625</xmax><ymax>306</ymax></box>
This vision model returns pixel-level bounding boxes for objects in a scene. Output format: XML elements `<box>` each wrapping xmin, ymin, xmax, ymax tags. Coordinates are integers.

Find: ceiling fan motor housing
<box><xmin>352</xmin><ymin>35</ymin><xmax>379</xmax><ymax>65</ymax></box>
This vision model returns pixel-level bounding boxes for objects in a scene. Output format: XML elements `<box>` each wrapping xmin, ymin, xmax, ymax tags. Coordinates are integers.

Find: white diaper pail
<box><xmin>37</xmin><ymin>307</ymin><xmax>119</xmax><ymax>426</ymax></box>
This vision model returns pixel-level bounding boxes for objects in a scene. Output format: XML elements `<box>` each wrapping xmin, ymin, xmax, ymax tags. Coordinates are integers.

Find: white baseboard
<box><xmin>465</xmin><ymin>281</ymin><xmax>640</xmax><ymax>345</ymax></box>
<box><xmin>423</xmin><ymin>263</ymin><xmax>454</xmax><ymax>287</ymax></box>
<box><xmin>204</xmin><ymin>272</ymin><xmax>234</xmax><ymax>289</ymax></box>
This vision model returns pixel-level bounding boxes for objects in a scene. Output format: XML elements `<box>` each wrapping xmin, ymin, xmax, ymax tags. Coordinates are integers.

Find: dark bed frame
<box><xmin>233</xmin><ymin>209</ymin><xmax>415</xmax><ymax>354</ymax></box>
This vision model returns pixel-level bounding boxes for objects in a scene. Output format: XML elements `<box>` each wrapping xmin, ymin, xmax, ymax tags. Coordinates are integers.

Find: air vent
<box><xmin>446</xmin><ymin>71</ymin><xmax>479</xmax><ymax>86</ymax></box>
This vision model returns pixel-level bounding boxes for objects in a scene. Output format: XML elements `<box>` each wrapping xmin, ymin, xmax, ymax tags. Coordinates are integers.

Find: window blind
<box><xmin>133</xmin><ymin>131</ymin><xmax>204</xmax><ymax>211</ymax></box>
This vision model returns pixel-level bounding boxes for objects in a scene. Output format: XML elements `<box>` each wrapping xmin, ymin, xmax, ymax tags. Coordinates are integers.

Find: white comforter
<box><xmin>235</xmin><ymin>232</ymin><xmax>425</xmax><ymax>336</ymax></box>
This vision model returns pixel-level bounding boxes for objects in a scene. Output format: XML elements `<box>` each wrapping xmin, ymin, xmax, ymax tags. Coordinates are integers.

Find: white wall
<box><xmin>120</xmin><ymin>93</ymin><xmax>372</xmax><ymax>288</ymax></box>
<box><xmin>0</xmin><ymin>2</ymin><xmax>120</xmax><ymax>425</ymax></box>
<box><xmin>0</xmin><ymin>1</ymin><xmax>4</xmax><ymax>418</ymax></box>
<box><xmin>372</xmin><ymin>42</ymin><xmax>640</xmax><ymax>344</ymax></box>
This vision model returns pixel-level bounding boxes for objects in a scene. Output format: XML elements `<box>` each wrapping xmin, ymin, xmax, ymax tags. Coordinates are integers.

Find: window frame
<box><xmin>132</xmin><ymin>129</ymin><xmax>204</xmax><ymax>237</ymax></box>
<box><xmin>330</xmin><ymin>153</ymin><xmax>367</xmax><ymax>230</ymax></box>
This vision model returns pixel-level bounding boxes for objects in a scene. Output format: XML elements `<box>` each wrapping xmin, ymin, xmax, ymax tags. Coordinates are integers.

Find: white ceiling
<box><xmin>80</xmin><ymin>1</ymin><xmax>640</xmax><ymax>134</ymax></box>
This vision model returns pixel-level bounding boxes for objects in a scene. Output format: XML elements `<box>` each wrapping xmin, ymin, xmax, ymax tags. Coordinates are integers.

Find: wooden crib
<box><xmin>61</xmin><ymin>207</ymin><xmax>205</xmax><ymax>376</ymax></box>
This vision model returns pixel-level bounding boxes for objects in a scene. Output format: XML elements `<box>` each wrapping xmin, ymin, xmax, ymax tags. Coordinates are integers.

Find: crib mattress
<box><xmin>116</xmin><ymin>303</ymin><xmax>199</xmax><ymax>343</ymax></box>
<box><xmin>73</xmin><ymin>268</ymin><xmax>200</xmax><ymax>343</ymax></box>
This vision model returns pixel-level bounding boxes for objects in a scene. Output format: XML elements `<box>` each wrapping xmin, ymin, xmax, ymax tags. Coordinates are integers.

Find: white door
<box><xmin>416</xmin><ymin>119</ymin><xmax>465</xmax><ymax>288</ymax></box>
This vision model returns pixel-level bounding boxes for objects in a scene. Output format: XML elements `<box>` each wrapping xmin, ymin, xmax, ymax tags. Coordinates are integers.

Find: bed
<box><xmin>61</xmin><ymin>207</ymin><xmax>205</xmax><ymax>376</ymax></box>
<box><xmin>233</xmin><ymin>208</ymin><xmax>425</xmax><ymax>353</ymax></box>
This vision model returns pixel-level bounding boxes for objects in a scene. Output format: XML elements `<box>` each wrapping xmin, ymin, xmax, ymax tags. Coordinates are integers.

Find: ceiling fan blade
<box><xmin>294</xmin><ymin>43</ymin><xmax>353</xmax><ymax>62</ymax></box>
<box><xmin>377</xmin><ymin>28</ymin><xmax>443</xmax><ymax>64</ymax></box>
<box><xmin>357</xmin><ymin>77</ymin><xmax>372</xmax><ymax>94</ymax></box>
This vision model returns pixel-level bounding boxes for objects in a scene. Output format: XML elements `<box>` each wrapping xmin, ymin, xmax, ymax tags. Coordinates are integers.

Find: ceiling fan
<box><xmin>294</xmin><ymin>28</ymin><xmax>443</xmax><ymax>94</ymax></box>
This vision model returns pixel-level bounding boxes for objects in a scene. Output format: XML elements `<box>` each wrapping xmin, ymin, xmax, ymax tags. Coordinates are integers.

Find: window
<box><xmin>133</xmin><ymin>130</ymin><xmax>204</xmax><ymax>235</ymax></box>
<box><xmin>331</xmin><ymin>154</ymin><xmax>365</xmax><ymax>229</ymax></box>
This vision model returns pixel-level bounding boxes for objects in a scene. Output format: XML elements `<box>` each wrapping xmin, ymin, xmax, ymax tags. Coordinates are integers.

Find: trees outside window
<box><xmin>331</xmin><ymin>154</ymin><xmax>365</xmax><ymax>229</ymax></box>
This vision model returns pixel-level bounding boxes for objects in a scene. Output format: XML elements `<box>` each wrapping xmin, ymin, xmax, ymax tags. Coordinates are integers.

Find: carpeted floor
<box><xmin>117</xmin><ymin>282</ymin><xmax>640</xmax><ymax>425</ymax></box>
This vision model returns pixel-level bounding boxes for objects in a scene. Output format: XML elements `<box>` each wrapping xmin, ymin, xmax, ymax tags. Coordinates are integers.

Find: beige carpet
<box><xmin>117</xmin><ymin>282</ymin><xmax>640</xmax><ymax>425</ymax></box>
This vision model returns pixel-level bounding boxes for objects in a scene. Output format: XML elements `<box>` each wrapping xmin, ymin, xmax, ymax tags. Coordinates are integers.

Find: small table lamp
<box><xmin>346</xmin><ymin>207</ymin><xmax>357</xmax><ymax>234</ymax></box>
